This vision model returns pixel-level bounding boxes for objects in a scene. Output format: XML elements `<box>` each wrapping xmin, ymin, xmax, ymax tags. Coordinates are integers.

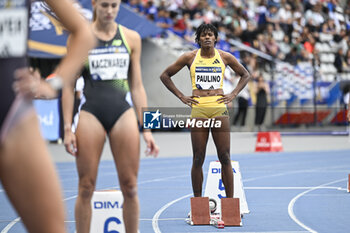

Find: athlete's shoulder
<box><xmin>178</xmin><ymin>50</ymin><xmax>197</xmax><ymax>64</ymax></box>
<box><xmin>217</xmin><ymin>49</ymin><xmax>236</xmax><ymax>64</ymax></box>
<box><xmin>119</xmin><ymin>24</ymin><xmax>141</xmax><ymax>41</ymax></box>
<box><xmin>182</xmin><ymin>50</ymin><xmax>197</xmax><ymax>59</ymax></box>
<box><xmin>217</xmin><ymin>49</ymin><xmax>230</xmax><ymax>58</ymax></box>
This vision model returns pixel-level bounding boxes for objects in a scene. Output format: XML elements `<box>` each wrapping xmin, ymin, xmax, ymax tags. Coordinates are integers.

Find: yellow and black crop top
<box><xmin>190</xmin><ymin>48</ymin><xmax>225</xmax><ymax>90</ymax></box>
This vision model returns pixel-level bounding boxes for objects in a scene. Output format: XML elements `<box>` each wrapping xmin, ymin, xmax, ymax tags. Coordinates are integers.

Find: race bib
<box><xmin>195</xmin><ymin>67</ymin><xmax>222</xmax><ymax>90</ymax></box>
<box><xmin>0</xmin><ymin>8</ymin><xmax>28</xmax><ymax>58</ymax></box>
<box><xmin>88</xmin><ymin>52</ymin><xmax>129</xmax><ymax>81</ymax></box>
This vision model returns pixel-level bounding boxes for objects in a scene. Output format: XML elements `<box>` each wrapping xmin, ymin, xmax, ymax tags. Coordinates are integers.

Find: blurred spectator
<box><xmin>256</xmin><ymin>0</ymin><xmax>268</xmax><ymax>29</ymax></box>
<box><xmin>304</xmin><ymin>2</ymin><xmax>325</xmax><ymax>32</ymax></box>
<box><xmin>144</xmin><ymin>0</ymin><xmax>158</xmax><ymax>21</ymax></box>
<box><xmin>264</xmin><ymin>34</ymin><xmax>280</xmax><ymax>58</ymax></box>
<box><xmin>233</xmin><ymin>77</ymin><xmax>250</xmax><ymax>127</ymax></box>
<box><xmin>278</xmin><ymin>34</ymin><xmax>292</xmax><ymax>59</ymax></box>
<box><xmin>253</xmin><ymin>33</ymin><xmax>267</xmax><ymax>53</ymax></box>
<box><xmin>216</xmin><ymin>25</ymin><xmax>231</xmax><ymax>52</ymax></box>
<box><xmin>172</xmin><ymin>13</ymin><xmax>188</xmax><ymax>36</ymax></box>
<box><xmin>128</xmin><ymin>0</ymin><xmax>144</xmax><ymax>13</ymax></box>
<box><xmin>240</xmin><ymin>20</ymin><xmax>259</xmax><ymax>46</ymax></box>
<box><xmin>278</xmin><ymin>2</ymin><xmax>293</xmax><ymax>35</ymax></box>
<box><xmin>293</xmin><ymin>11</ymin><xmax>306</xmax><ymax>34</ymax></box>
<box><xmin>254</xmin><ymin>75</ymin><xmax>270</xmax><ymax>131</ymax></box>
<box><xmin>266</xmin><ymin>4</ymin><xmax>280</xmax><ymax>27</ymax></box>
<box><xmin>233</xmin><ymin>53</ymin><xmax>251</xmax><ymax>127</ymax></box>
<box><xmin>334</xmin><ymin>47</ymin><xmax>345</xmax><ymax>74</ymax></box>
<box><xmin>156</xmin><ymin>7</ymin><xmax>173</xmax><ymax>37</ymax></box>
<box><xmin>166</xmin><ymin>0</ymin><xmax>183</xmax><ymax>14</ymax></box>
<box><xmin>285</xmin><ymin>46</ymin><xmax>302</xmax><ymax>65</ymax></box>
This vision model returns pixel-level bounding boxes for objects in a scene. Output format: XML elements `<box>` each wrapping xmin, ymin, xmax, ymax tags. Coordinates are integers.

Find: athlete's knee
<box><xmin>192</xmin><ymin>153</ymin><xmax>205</xmax><ymax>168</ymax></box>
<box><xmin>78</xmin><ymin>178</ymin><xmax>96</xmax><ymax>201</ymax></box>
<box><xmin>120</xmin><ymin>179</ymin><xmax>138</xmax><ymax>199</ymax></box>
<box><xmin>218</xmin><ymin>151</ymin><xmax>231</xmax><ymax>165</ymax></box>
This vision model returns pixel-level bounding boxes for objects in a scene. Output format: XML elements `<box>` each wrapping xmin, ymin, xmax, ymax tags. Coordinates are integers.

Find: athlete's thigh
<box><xmin>75</xmin><ymin>110</ymin><xmax>106</xmax><ymax>179</ymax></box>
<box><xmin>0</xmin><ymin>111</ymin><xmax>65</xmax><ymax>232</ymax></box>
<box><xmin>190</xmin><ymin>118</ymin><xmax>210</xmax><ymax>154</ymax></box>
<box><xmin>211</xmin><ymin>116</ymin><xmax>230</xmax><ymax>153</ymax></box>
<box><xmin>108</xmin><ymin>108</ymin><xmax>140</xmax><ymax>182</ymax></box>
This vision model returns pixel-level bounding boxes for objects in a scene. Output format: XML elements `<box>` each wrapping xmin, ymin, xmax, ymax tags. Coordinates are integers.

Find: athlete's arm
<box><xmin>126</xmin><ymin>28</ymin><xmax>159</xmax><ymax>157</ymax></box>
<box><xmin>62</xmin><ymin>79</ymin><xmax>77</xmax><ymax>156</ymax></box>
<box><xmin>160</xmin><ymin>52</ymin><xmax>199</xmax><ymax>106</ymax></box>
<box><xmin>217</xmin><ymin>51</ymin><xmax>251</xmax><ymax>104</ymax></box>
<box><xmin>44</xmin><ymin>0</ymin><xmax>95</xmax><ymax>87</ymax></box>
<box><xmin>13</xmin><ymin>0</ymin><xmax>95</xmax><ymax>99</ymax></box>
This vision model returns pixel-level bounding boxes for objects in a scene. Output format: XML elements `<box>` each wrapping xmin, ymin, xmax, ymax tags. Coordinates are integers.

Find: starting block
<box><xmin>255</xmin><ymin>131</ymin><xmax>283</xmax><ymax>152</ymax></box>
<box><xmin>221</xmin><ymin>198</ymin><xmax>241</xmax><ymax>226</ymax></box>
<box><xmin>187</xmin><ymin>197</ymin><xmax>241</xmax><ymax>228</ymax></box>
<box><xmin>90</xmin><ymin>190</ymin><xmax>125</xmax><ymax>233</ymax></box>
<box><xmin>189</xmin><ymin>197</ymin><xmax>211</xmax><ymax>225</ymax></box>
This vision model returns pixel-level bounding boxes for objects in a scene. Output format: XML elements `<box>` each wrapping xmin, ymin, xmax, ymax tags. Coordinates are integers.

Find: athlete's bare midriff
<box><xmin>192</xmin><ymin>88</ymin><xmax>224</xmax><ymax>97</ymax></box>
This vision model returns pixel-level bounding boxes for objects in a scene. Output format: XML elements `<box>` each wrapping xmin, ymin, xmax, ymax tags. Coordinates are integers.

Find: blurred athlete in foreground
<box><xmin>0</xmin><ymin>0</ymin><xmax>95</xmax><ymax>232</ymax></box>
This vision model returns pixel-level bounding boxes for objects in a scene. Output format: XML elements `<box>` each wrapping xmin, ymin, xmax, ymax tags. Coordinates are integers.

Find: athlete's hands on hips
<box><xmin>179</xmin><ymin>95</ymin><xmax>199</xmax><ymax>107</ymax></box>
<box><xmin>217</xmin><ymin>92</ymin><xmax>237</xmax><ymax>104</ymax></box>
<box><xmin>143</xmin><ymin>131</ymin><xmax>159</xmax><ymax>157</ymax></box>
<box><xmin>64</xmin><ymin>129</ymin><xmax>78</xmax><ymax>156</ymax></box>
<box><xmin>13</xmin><ymin>67</ymin><xmax>41</xmax><ymax>98</ymax></box>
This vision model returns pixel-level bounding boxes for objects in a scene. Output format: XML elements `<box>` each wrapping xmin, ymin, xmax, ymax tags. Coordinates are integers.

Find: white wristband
<box><xmin>46</xmin><ymin>75</ymin><xmax>63</xmax><ymax>91</ymax></box>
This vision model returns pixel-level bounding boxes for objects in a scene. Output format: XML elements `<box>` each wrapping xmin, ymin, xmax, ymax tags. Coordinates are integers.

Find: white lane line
<box><xmin>1</xmin><ymin>174</ymin><xmax>189</xmax><ymax>233</ymax></box>
<box><xmin>152</xmin><ymin>193</ymin><xmax>192</xmax><ymax>233</ymax></box>
<box><xmin>179</xmin><ymin>232</ymin><xmax>309</xmax><ymax>233</ymax></box>
<box><xmin>0</xmin><ymin>218</ymin><xmax>20</xmax><ymax>233</ymax></box>
<box><xmin>288</xmin><ymin>178</ymin><xmax>347</xmax><ymax>233</ymax></box>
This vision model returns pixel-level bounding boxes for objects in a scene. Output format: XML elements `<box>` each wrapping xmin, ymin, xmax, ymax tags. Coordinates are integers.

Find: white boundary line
<box><xmin>178</xmin><ymin>232</ymin><xmax>309</xmax><ymax>233</ymax></box>
<box><xmin>0</xmin><ymin>218</ymin><xmax>20</xmax><ymax>233</ymax></box>
<box><xmin>287</xmin><ymin>178</ymin><xmax>347</xmax><ymax>233</ymax></box>
<box><xmin>152</xmin><ymin>193</ymin><xmax>192</xmax><ymax>233</ymax></box>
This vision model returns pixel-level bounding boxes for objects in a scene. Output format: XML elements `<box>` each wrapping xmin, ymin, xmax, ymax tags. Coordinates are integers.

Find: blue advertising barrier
<box><xmin>33</xmin><ymin>99</ymin><xmax>60</xmax><ymax>141</ymax></box>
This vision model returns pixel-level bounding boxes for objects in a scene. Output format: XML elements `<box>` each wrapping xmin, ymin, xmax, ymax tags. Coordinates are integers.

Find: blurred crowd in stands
<box><xmin>122</xmin><ymin>0</ymin><xmax>350</xmax><ymax>126</ymax></box>
<box><xmin>123</xmin><ymin>0</ymin><xmax>350</xmax><ymax>77</ymax></box>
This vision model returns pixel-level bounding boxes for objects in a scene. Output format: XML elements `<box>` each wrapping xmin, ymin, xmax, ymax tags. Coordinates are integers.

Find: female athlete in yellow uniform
<box><xmin>160</xmin><ymin>23</ymin><xmax>250</xmax><ymax>198</ymax></box>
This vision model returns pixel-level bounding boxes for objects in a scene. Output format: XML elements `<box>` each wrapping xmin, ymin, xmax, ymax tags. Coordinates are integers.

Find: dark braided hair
<box><xmin>195</xmin><ymin>23</ymin><xmax>218</xmax><ymax>47</ymax></box>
